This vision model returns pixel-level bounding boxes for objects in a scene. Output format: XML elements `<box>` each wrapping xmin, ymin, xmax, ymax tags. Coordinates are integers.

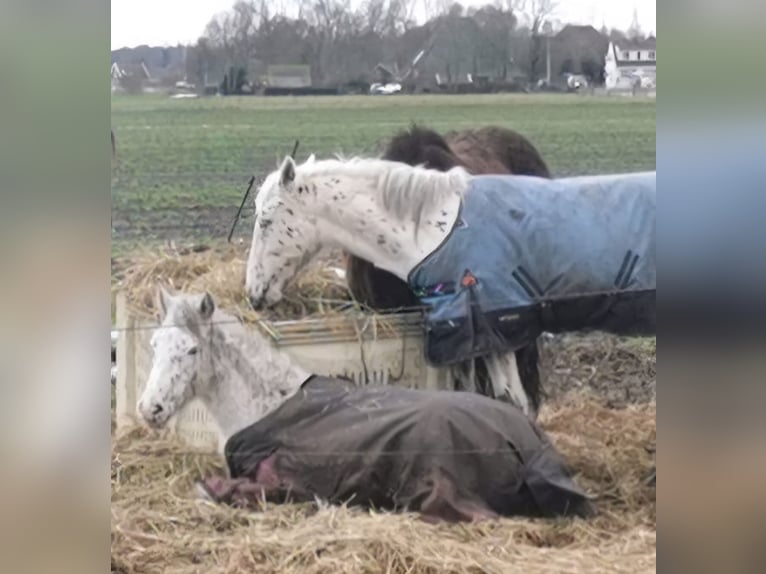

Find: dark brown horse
<box><xmin>346</xmin><ymin>124</ymin><xmax>552</xmax><ymax>413</ymax></box>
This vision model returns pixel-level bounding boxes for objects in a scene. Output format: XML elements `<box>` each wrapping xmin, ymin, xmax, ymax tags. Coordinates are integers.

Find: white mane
<box><xmin>197</xmin><ymin>307</ymin><xmax>309</xmax><ymax>431</ymax></box>
<box><xmin>299</xmin><ymin>156</ymin><xmax>470</xmax><ymax>224</ymax></box>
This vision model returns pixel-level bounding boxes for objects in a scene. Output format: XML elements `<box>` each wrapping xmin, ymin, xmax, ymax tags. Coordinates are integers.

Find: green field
<box><xmin>111</xmin><ymin>93</ymin><xmax>655</xmax><ymax>249</ymax></box>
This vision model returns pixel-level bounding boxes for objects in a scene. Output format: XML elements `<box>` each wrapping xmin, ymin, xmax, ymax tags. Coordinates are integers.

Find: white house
<box><xmin>605</xmin><ymin>37</ymin><xmax>656</xmax><ymax>90</ymax></box>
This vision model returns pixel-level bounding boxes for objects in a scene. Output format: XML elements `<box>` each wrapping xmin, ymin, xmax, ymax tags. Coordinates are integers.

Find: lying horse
<box><xmin>139</xmin><ymin>288</ymin><xmax>593</xmax><ymax>523</ymax></box>
<box><xmin>345</xmin><ymin>125</ymin><xmax>551</xmax><ymax>414</ymax></box>
<box><xmin>245</xmin><ymin>156</ymin><xmax>656</xmax><ymax>407</ymax></box>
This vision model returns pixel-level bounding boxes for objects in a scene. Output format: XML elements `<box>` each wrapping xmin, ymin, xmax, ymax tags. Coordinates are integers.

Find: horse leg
<box><xmin>449</xmin><ymin>349</ymin><xmax>541</xmax><ymax>420</ymax></box>
<box><xmin>485</xmin><ymin>352</ymin><xmax>532</xmax><ymax>418</ymax></box>
<box><xmin>514</xmin><ymin>341</ymin><xmax>543</xmax><ymax>420</ymax></box>
<box><xmin>448</xmin><ymin>361</ymin><xmax>481</xmax><ymax>395</ymax></box>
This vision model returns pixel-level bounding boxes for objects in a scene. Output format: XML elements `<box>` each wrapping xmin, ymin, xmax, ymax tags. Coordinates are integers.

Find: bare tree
<box><xmin>513</xmin><ymin>0</ymin><xmax>557</xmax><ymax>33</ymax></box>
<box><xmin>297</xmin><ymin>0</ymin><xmax>355</xmax><ymax>84</ymax></box>
<box><xmin>186</xmin><ymin>37</ymin><xmax>215</xmax><ymax>89</ymax></box>
<box><xmin>508</xmin><ymin>0</ymin><xmax>557</xmax><ymax>82</ymax></box>
<box><xmin>204</xmin><ymin>12</ymin><xmax>237</xmax><ymax>65</ymax></box>
<box><xmin>229</xmin><ymin>1</ymin><xmax>259</xmax><ymax>70</ymax></box>
<box><xmin>470</xmin><ymin>4</ymin><xmax>518</xmax><ymax>80</ymax></box>
<box><xmin>188</xmin><ymin>0</ymin><xmax>570</xmax><ymax>90</ymax></box>
<box><xmin>420</xmin><ymin>0</ymin><xmax>440</xmax><ymax>20</ymax></box>
<box><xmin>361</xmin><ymin>0</ymin><xmax>412</xmax><ymax>36</ymax></box>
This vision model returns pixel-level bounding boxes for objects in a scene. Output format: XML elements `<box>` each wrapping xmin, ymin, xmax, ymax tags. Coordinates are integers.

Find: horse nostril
<box><xmin>151</xmin><ymin>404</ymin><xmax>164</xmax><ymax>416</ymax></box>
<box><xmin>249</xmin><ymin>294</ymin><xmax>262</xmax><ymax>310</ymax></box>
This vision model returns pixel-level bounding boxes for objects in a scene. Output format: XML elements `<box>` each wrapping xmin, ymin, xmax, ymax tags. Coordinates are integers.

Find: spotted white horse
<box><xmin>245</xmin><ymin>155</ymin><xmax>656</xmax><ymax>419</ymax></box>
<box><xmin>138</xmin><ymin>288</ymin><xmax>310</xmax><ymax>448</ymax></box>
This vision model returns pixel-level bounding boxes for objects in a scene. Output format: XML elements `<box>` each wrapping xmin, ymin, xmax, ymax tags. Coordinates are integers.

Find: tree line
<box><xmin>182</xmin><ymin>0</ymin><xmax>636</xmax><ymax>92</ymax></box>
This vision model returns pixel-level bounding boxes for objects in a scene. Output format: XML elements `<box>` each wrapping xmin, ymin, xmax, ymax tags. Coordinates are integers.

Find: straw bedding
<box><xmin>111</xmin><ymin>398</ymin><xmax>655</xmax><ymax>574</ymax></box>
<box><xmin>112</xmin><ymin>243</ymin><xmax>355</xmax><ymax>323</ymax></box>
<box><xmin>111</xmin><ymin>246</ymin><xmax>656</xmax><ymax>573</ymax></box>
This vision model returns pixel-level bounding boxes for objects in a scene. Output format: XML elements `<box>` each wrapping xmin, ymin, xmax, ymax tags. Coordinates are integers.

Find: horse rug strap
<box><xmin>217</xmin><ymin>377</ymin><xmax>594</xmax><ymax>522</ymax></box>
<box><xmin>408</xmin><ymin>171</ymin><xmax>656</xmax><ymax>365</ymax></box>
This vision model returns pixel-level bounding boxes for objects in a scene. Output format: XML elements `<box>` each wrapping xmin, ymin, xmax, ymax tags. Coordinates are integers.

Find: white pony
<box><xmin>137</xmin><ymin>288</ymin><xmax>309</xmax><ymax>443</ymax></box>
<box><xmin>245</xmin><ymin>155</ymin><xmax>535</xmax><ymax>417</ymax></box>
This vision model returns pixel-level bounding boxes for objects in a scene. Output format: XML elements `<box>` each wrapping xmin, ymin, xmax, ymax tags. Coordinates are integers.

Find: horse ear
<box><xmin>279</xmin><ymin>156</ymin><xmax>296</xmax><ymax>186</ymax></box>
<box><xmin>158</xmin><ymin>286</ymin><xmax>172</xmax><ymax>318</ymax></box>
<box><xmin>200</xmin><ymin>291</ymin><xmax>215</xmax><ymax>319</ymax></box>
<box><xmin>306</xmin><ymin>153</ymin><xmax>316</xmax><ymax>164</ymax></box>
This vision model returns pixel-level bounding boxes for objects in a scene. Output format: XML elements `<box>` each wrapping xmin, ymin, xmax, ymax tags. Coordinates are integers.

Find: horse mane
<box><xmin>303</xmin><ymin>155</ymin><xmax>470</xmax><ymax>225</ymax></box>
<box><xmin>380</xmin><ymin>123</ymin><xmax>552</xmax><ymax>178</ymax></box>
<box><xmin>382</xmin><ymin>124</ymin><xmax>459</xmax><ymax>171</ymax></box>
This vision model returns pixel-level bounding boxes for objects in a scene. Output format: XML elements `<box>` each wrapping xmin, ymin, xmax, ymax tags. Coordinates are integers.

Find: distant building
<box><xmin>110</xmin><ymin>60</ymin><xmax>151</xmax><ymax>93</ymax></box>
<box><xmin>605</xmin><ymin>37</ymin><xmax>656</xmax><ymax>90</ymax></box>
<box><xmin>264</xmin><ymin>65</ymin><xmax>312</xmax><ymax>88</ymax></box>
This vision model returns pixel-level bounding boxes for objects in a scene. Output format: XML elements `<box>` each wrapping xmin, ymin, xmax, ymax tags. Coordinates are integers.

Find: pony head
<box><xmin>246</xmin><ymin>154</ymin><xmax>321</xmax><ymax>309</ymax></box>
<box><xmin>138</xmin><ymin>287</ymin><xmax>217</xmax><ymax>429</ymax></box>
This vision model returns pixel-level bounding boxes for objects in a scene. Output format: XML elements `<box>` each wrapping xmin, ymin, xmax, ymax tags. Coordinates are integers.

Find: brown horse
<box><xmin>346</xmin><ymin>124</ymin><xmax>552</xmax><ymax>412</ymax></box>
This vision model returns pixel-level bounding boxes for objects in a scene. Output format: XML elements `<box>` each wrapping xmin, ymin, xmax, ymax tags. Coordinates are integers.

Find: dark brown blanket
<box><xmin>199</xmin><ymin>377</ymin><xmax>594</xmax><ymax>522</ymax></box>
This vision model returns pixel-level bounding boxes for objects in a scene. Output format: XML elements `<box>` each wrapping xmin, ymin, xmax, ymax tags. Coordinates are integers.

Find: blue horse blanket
<box><xmin>408</xmin><ymin>172</ymin><xmax>656</xmax><ymax>366</ymax></box>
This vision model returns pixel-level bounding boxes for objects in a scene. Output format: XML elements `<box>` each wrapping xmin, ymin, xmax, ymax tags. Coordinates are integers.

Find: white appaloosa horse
<box><xmin>137</xmin><ymin>288</ymin><xmax>309</xmax><ymax>444</ymax></box>
<box><xmin>245</xmin><ymin>155</ymin><xmax>656</xmax><ymax>420</ymax></box>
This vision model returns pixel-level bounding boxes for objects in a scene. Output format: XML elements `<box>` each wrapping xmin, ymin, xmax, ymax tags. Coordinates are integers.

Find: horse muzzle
<box><xmin>249</xmin><ymin>293</ymin><xmax>267</xmax><ymax>311</ymax></box>
<box><xmin>138</xmin><ymin>399</ymin><xmax>170</xmax><ymax>429</ymax></box>
<box><xmin>248</xmin><ymin>278</ymin><xmax>280</xmax><ymax>310</ymax></box>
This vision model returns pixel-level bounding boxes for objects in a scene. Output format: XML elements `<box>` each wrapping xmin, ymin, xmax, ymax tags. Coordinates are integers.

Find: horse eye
<box><xmin>188</xmin><ymin>347</ymin><xmax>198</xmax><ymax>356</ymax></box>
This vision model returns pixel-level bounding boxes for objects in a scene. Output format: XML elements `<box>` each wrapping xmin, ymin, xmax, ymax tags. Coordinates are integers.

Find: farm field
<box><xmin>110</xmin><ymin>93</ymin><xmax>656</xmax><ymax>252</ymax></box>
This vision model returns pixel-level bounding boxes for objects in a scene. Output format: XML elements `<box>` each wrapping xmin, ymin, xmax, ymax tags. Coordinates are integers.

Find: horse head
<box><xmin>246</xmin><ymin>154</ymin><xmax>323</xmax><ymax>310</ymax></box>
<box><xmin>138</xmin><ymin>287</ymin><xmax>217</xmax><ymax>429</ymax></box>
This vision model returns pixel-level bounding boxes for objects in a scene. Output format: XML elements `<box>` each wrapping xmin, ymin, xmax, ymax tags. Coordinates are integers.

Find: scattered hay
<box><xmin>113</xmin><ymin>244</ymin><xmax>358</xmax><ymax>323</ymax></box>
<box><xmin>541</xmin><ymin>334</ymin><xmax>656</xmax><ymax>407</ymax></box>
<box><xmin>111</xmin><ymin>399</ymin><xmax>656</xmax><ymax>574</ymax></box>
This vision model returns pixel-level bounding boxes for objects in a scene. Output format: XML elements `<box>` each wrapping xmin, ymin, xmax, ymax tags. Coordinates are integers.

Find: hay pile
<box><xmin>111</xmin><ymin>398</ymin><xmax>656</xmax><ymax>574</ymax></box>
<box><xmin>112</xmin><ymin>243</ymin><xmax>357</xmax><ymax>322</ymax></box>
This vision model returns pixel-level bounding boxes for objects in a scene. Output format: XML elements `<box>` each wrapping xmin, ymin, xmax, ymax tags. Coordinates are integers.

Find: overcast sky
<box><xmin>111</xmin><ymin>0</ymin><xmax>656</xmax><ymax>50</ymax></box>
